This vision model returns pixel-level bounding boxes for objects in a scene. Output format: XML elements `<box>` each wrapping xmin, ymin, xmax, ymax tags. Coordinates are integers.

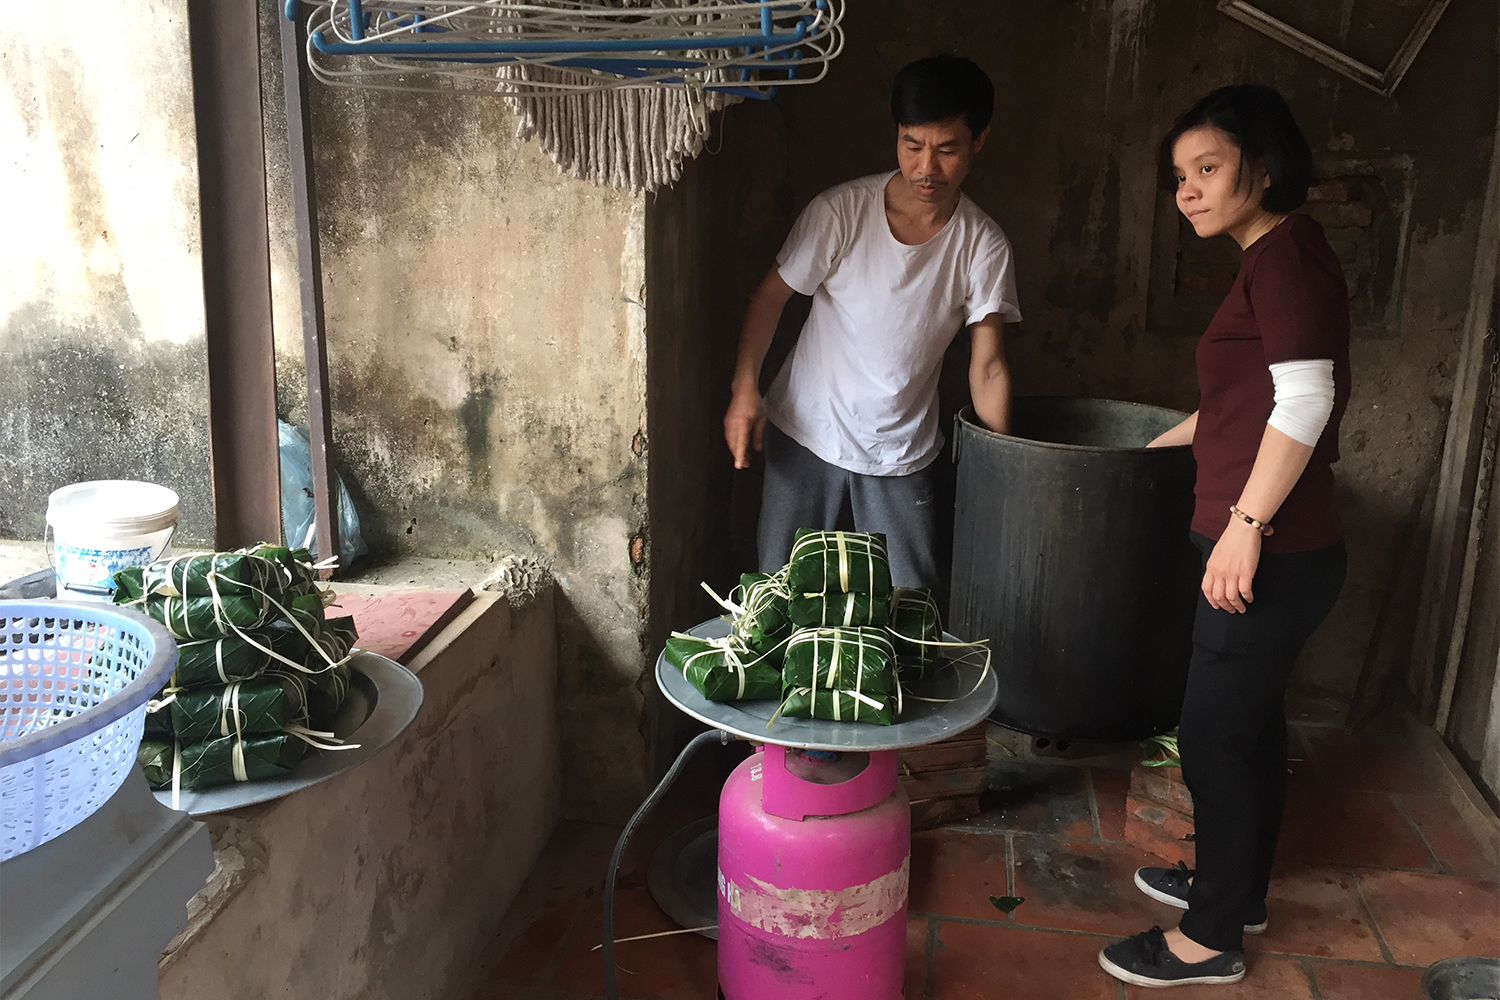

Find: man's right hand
<box><xmin>725</xmin><ymin>268</ymin><xmax>795</xmax><ymax>469</ymax></box>
<box><xmin>724</xmin><ymin>387</ymin><xmax>766</xmax><ymax>469</ymax></box>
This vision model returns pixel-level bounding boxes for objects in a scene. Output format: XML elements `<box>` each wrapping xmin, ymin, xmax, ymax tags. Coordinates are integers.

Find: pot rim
<box><xmin>956</xmin><ymin>398</ymin><xmax>1193</xmax><ymax>455</ymax></box>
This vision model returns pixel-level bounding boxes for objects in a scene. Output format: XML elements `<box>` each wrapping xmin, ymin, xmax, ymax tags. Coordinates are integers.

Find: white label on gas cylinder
<box><xmin>720</xmin><ymin>855</ymin><xmax>909</xmax><ymax>940</ymax></box>
<box><xmin>750</xmin><ymin>763</ymin><xmax>762</xmax><ymax>782</ymax></box>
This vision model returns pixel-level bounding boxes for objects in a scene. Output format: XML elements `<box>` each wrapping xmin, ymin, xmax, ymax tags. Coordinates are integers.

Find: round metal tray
<box><xmin>647</xmin><ymin>816</ymin><xmax>719</xmax><ymax>941</ymax></box>
<box><xmin>152</xmin><ymin>650</ymin><xmax>424</xmax><ymax>817</ymax></box>
<box><xmin>1422</xmin><ymin>957</ymin><xmax>1500</xmax><ymax>1000</ymax></box>
<box><xmin>656</xmin><ymin>618</ymin><xmax>999</xmax><ymax>751</ymax></box>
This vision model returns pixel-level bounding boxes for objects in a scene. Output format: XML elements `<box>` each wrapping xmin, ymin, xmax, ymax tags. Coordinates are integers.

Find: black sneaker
<box><xmin>1098</xmin><ymin>926</ymin><xmax>1247</xmax><ymax>987</ymax></box>
<box><xmin>1134</xmin><ymin>864</ymin><xmax>1268</xmax><ymax>935</ymax></box>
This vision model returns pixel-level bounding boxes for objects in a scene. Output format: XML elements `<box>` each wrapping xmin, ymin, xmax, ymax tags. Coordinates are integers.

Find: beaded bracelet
<box><xmin>1229</xmin><ymin>505</ymin><xmax>1274</xmax><ymax>537</ymax></box>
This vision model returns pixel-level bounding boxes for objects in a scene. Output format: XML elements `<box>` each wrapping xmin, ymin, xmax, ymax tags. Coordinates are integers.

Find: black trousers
<box><xmin>1177</xmin><ymin>532</ymin><xmax>1346</xmax><ymax>953</ymax></box>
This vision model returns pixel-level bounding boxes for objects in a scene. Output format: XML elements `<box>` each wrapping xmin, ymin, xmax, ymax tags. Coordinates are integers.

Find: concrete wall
<box><xmin>159</xmin><ymin>588</ymin><xmax>560</xmax><ymax>1000</ymax></box>
<box><xmin>0</xmin><ymin>1</ymin><xmax>214</xmax><ymax>540</ymax></box>
<box><xmin>257</xmin><ymin>8</ymin><xmax>651</xmax><ymax>818</ymax></box>
<box><xmin>676</xmin><ymin>0</ymin><xmax>1499</xmax><ymax>698</ymax></box>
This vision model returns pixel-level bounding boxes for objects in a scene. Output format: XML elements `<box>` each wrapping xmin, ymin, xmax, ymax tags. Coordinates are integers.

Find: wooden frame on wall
<box><xmin>1216</xmin><ymin>0</ymin><xmax>1452</xmax><ymax>97</ymax></box>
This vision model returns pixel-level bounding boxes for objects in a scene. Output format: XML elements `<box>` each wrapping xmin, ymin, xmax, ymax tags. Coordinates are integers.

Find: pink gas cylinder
<box><xmin>717</xmin><ymin>743</ymin><xmax>910</xmax><ymax>1000</ymax></box>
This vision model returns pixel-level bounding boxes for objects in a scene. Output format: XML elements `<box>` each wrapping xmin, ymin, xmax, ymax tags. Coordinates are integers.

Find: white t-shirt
<box><xmin>764</xmin><ymin>171</ymin><xmax>1022</xmax><ymax>476</ymax></box>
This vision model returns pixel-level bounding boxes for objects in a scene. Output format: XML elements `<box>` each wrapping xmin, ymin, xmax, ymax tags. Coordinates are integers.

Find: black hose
<box><xmin>603</xmin><ymin>728</ymin><xmax>725</xmax><ymax>1000</ymax></box>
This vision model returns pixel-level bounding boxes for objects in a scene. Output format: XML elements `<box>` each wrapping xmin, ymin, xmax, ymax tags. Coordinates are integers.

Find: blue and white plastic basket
<box><xmin>0</xmin><ymin>601</ymin><xmax>177</xmax><ymax>860</ymax></box>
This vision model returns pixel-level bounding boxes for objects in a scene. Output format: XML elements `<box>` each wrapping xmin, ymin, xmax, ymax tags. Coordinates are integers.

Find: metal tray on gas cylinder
<box><xmin>151</xmin><ymin>650</ymin><xmax>423</xmax><ymax>817</ymax></box>
<box><xmin>656</xmin><ymin>618</ymin><xmax>999</xmax><ymax>752</ymax></box>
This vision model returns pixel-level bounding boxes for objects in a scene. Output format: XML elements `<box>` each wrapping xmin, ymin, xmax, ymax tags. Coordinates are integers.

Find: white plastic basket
<box><xmin>0</xmin><ymin>601</ymin><xmax>177</xmax><ymax>860</ymax></box>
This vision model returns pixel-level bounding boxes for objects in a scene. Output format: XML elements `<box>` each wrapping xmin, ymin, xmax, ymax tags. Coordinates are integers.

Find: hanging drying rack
<box><xmin>284</xmin><ymin>0</ymin><xmax>846</xmax><ymax>99</ymax></box>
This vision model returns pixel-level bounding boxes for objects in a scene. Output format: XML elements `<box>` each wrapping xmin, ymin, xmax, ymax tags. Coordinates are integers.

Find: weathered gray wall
<box><xmin>669</xmin><ymin>0</ymin><xmax>1498</xmax><ymax>698</ymax></box>
<box><xmin>257</xmin><ymin>12</ymin><xmax>652</xmax><ymax>819</ymax></box>
<box><xmin>159</xmin><ymin>589</ymin><xmax>560</xmax><ymax>1000</ymax></box>
<box><xmin>0</xmin><ymin>2</ymin><xmax>214</xmax><ymax>540</ymax></box>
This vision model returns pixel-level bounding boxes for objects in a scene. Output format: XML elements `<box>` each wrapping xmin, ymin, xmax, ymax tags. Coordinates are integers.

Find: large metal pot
<box><xmin>949</xmin><ymin>398</ymin><xmax>1199</xmax><ymax>741</ymax></box>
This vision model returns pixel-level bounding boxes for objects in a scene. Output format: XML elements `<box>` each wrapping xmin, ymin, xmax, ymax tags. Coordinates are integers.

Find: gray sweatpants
<box><xmin>757</xmin><ymin>422</ymin><xmax>942</xmax><ymax>590</ymax></box>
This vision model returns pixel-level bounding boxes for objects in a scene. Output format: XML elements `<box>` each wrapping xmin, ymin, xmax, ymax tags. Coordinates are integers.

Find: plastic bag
<box><xmin>278</xmin><ymin>420</ymin><xmax>369</xmax><ymax>569</ymax></box>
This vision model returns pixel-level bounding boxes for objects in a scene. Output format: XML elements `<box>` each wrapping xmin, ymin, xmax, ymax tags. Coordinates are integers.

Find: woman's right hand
<box><xmin>724</xmin><ymin>387</ymin><xmax>766</xmax><ymax>469</ymax></box>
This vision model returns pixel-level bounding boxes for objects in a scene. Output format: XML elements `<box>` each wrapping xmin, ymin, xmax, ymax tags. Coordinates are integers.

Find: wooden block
<box><xmin>897</xmin><ymin>723</ymin><xmax>989</xmax><ymax>772</ymax></box>
<box><xmin>1124</xmin><ymin>792</ymin><xmax>1196</xmax><ymax>865</ymax></box>
<box><xmin>898</xmin><ymin>742</ymin><xmax>988</xmax><ymax>775</ymax></box>
<box><xmin>899</xmin><ymin>764</ymin><xmax>988</xmax><ymax>802</ymax></box>
<box><xmin>1129</xmin><ymin>763</ymin><xmax>1194</xmax><ymax>816</ymax></box>
<box><xmin>909</xmin><ymin>794</ymin><xmax>982</xmax><ymax>832</ymax></box>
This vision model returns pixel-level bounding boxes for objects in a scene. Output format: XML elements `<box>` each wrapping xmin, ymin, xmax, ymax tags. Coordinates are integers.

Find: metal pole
<box><xmin>190</xmin><ymin>0</ymin><xmax>283</xmax><ymax>550</ymax></box>
<box><xmin>280</xmin><ymin>6</ymin><xmax>340</xmax><ymax>578</ymax></box>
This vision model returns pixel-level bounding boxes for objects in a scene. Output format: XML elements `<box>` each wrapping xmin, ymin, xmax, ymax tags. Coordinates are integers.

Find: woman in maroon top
<box><xmin>1099</xmin><ymin>86</ymin><xmax>1349</xmax><ymax>989</ymax></box>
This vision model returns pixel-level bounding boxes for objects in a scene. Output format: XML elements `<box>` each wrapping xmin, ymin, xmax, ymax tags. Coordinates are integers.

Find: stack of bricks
<box><xmin>1124</xmin><ymin>760</ymin><xmax>1196</xmax><ymax>866</ymax></box>
<box><xmin>898</xmin><ymin>723</ymin><xmax>989</xmax><ymax>831</ymax></box>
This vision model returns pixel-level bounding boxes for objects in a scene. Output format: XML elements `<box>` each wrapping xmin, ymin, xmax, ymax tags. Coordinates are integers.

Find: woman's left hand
<box><xmin>1203</xmin><ymin>520</ymin><xmax>1262</xmax><ymax>613</ymax></box>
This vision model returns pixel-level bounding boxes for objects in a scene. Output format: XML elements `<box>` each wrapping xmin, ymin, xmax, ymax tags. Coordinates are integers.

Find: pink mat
<box><xmin>328</xmin><ymin>590</ymin><xmax>473</xmax><ymax>664</ymax></box>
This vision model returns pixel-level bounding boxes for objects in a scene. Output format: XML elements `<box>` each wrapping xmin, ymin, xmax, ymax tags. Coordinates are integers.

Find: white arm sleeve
<box><xmin>1267</xmin><ymin>359</ymin><xmax>1336</xmax><ymax>447</ymax></box>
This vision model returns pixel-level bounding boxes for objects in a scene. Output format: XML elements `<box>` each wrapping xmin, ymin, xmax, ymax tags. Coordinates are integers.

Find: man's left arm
<box><xmin>969</xmin><ymin>313</ymin><xmax>1009</xmax><ymax>434</ymax></box>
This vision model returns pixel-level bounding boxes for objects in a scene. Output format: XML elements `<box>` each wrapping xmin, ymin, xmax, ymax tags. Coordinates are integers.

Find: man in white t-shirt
<box><xmin>723</xmin><ymin>55</ymin><xmax>1022</xmax><ymax>590</ymax></box>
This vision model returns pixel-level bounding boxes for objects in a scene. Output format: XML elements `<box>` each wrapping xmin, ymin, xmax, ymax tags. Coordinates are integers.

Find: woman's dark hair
<box><xmin>1157</xmin><ymin>84</ymin><xmax>1313</xmax><ymax>213</ymax></box>
<box><xmin>891</xmin><ymin>55</ymin><xmax>994</xmax><ymax>136</ymax></box>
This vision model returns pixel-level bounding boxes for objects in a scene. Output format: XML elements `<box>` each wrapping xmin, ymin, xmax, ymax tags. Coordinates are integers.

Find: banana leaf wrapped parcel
<box><xmin>169</xmin><ymin>676</ymin><xmax>308</xmax><ymax>745</ymax></box>
<box><xmin>779</xmin><ymin>627</ymin><xmax>900</xmax><ymax>725</ymax></box>
<box><xmin>144</xmin><ymin>698</ymin><xmax>173</xmax><ymax>740</ymax></box>
<box><xmin>787</xmin><ymin>529</ymin><xmax>891</xmax><ymax>598</ymax></box>
<box><xmin>664</xmin><ymin>633</ymin><xmax>781</xmax><ymax>702</ymax></box>
<box><xmin>781</xmin><ymin>627</ymin><xmax>896</xmax><ymax>695</ymax></box>
<box><xmin>173</xmin><ymin>634</ymin><xmax>275</xmax><ymax>689</ymax></box>
<box><xmin>116</xmin><ymin>584</ymin><xmax>327</xmax><ymax>642</ymax></box>
<box><xmin>888</xmin><ymin>587</ymin><xmax>943</xmax><ymax>677</ymax></box>
<box><xmin>299</xmin><ymin>664</ymin><xmax>352</xmax><ymax>730</ymax></box>
<box><xmin>138</xmin><ymin>740</ymin><xmax>173</xmax><ymax>788</ymax></box>
<box><xmin>172</xmin><ymin>608</ymin><xmax>355</xmax><ymax>690</ymax></box>
<box><xmin>728</xmin><ymin>572</ymin><xmax>795</xmax><ymax>659</ymax></box>
<box><xmin>788</xmin><ymin>589</ymin><xmax>891</xmax><ymax>629</ymax></box>
<box><xmin>779</xmin><ymin>686</ymin><xmax>895</xmax><ymax>726</ymax></box>
<box><xmin>140</xmin><ymin>734</ymin><xmax>306</xmax><ymax>792</ymax></box>
<box><xmin>138</xmin><ymin>545</ymin><xmax>315</xmax><ymax>598</ymax></box>
<box><xmin>264</xmin><ymin>615</ymin><xmax>358</xmax><ymax>727</ymax></box>
<box><xmin>140</xmin><ymin>592</ymin><xmax>284</xmax><ymax>641</ymax></box>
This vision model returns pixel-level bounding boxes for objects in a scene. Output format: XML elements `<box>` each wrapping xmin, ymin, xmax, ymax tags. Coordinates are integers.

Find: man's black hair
<box><xmin>1157</xmin><ymin>84</ymin><xmax>1313</xmax><ymax>213</ymax></box>
<box><xmin>890</xmin><ymin>55</ymin><xmax>994</xmax><ymax>137</ymax></box>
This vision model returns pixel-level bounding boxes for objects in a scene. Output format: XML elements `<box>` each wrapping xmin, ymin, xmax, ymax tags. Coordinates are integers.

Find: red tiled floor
<box><xmin>1357</xmin><ymin>869</ymin><xmax>1500</xmax><ymax>967</ymax></box>
<box><xmin>476</xmin><ymin>715</ymin><xmax>1498</xmax><ymax>1000</ymax></box>
<box><xmin>1312</xmin><ymin>962</ymin><xmax>1426</xmax><ymax>1000</ymax></box>
<box><xmin>1092</xmin><ymin>768</ymin><xmax>1130</xmax><ymax>842</ymax></box>
<box><xmin>1120</xmin><ymin>954</ymin><xmax>1315</xmax><ymax>998</ymax></box>
<box><xmin>909</xmin><ymin>830</ymin><xmax>1011</xmax><ymax>919</ymax></box>
<box><xmin>551</xmin><ymin>888</ymin><xmax>717</xmax><ymax>999</ymax></box>
<box><xmin>905</xmin><ymin>918</ymin><xmax>929</xmax><ymax>1000</ymax></box>
<box><xmin>956</xmin><ymin>764</ymin><xmax>1095</xmax><ymax>839</ymax></box>
<box><xmin>1252</xmin><ymin>868</ymin><xmax>1384</xmax><ymax>961</ymax></box>
<box><xmin>1278</xmin><ymin>786</ymin><xmax>1435</xmax><ymax>870</ymax></box>
<box><xmin>489</xmin><ymin>893</ymin><xmax>584</xmax><ymax>984</ymax></box>
<box><xmin>1397</xmin><ymin>793</ymin><xmax>1500</xmax><ymax>880</ymax></box>
<box><xmin>930</xmin><ymin>922</ymin><xmax>1116</xmax><ymax>999</ymax></box>
<box><xmin>1300</xmin><ymin>722</ymin><xmax>1453</xmax><ymax>795</ymax></box>
<box><xmin>1011</xmin><ymin>835</ymin><xmax>1183</xmax><ymax>936</ymax></box>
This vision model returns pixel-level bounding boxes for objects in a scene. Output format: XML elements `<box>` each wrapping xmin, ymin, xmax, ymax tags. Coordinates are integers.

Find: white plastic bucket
<box><xmin>46</xmin><ymin>480</ymin><xmax>180</xmax><ymax>601</ymax></box>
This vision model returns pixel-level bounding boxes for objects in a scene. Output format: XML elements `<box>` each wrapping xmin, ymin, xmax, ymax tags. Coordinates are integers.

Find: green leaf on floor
<box><xmin>988</xmin><ymin>895</ymin><xmax>1024</xmax><ymax>914</ymax></box>
<box><xmin>1140</xmin><ymin>731</ymin><xmax>1181</xmax><ymax>768</ymax></box>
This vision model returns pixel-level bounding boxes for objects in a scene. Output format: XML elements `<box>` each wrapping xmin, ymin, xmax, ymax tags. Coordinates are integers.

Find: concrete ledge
<box><xmin>159</xmin><ymin>588</ymin><xmax>561</xmax><ymax>1000</ymax></box>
